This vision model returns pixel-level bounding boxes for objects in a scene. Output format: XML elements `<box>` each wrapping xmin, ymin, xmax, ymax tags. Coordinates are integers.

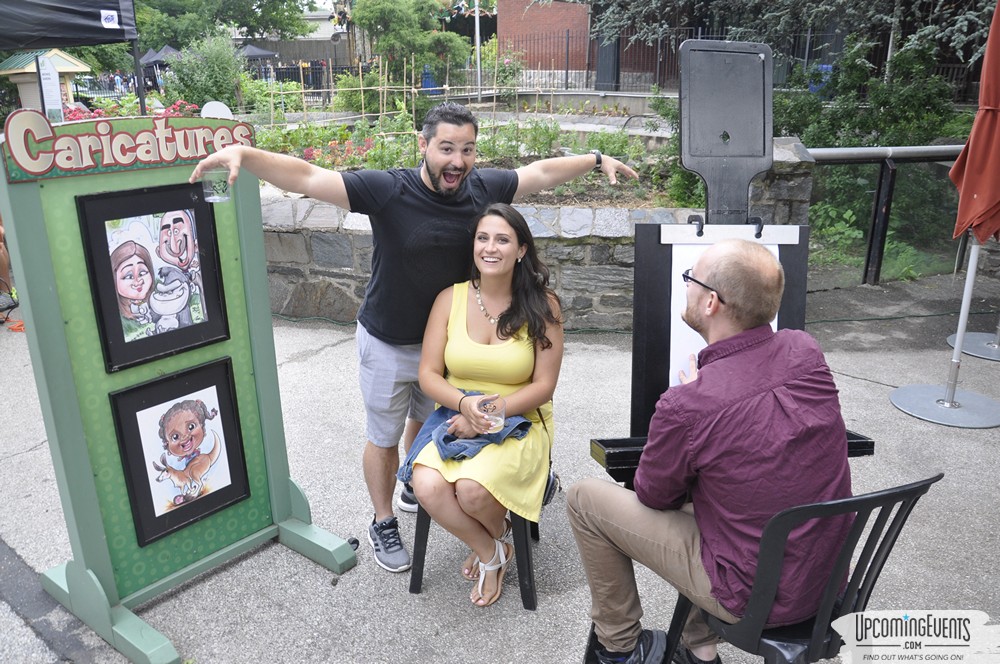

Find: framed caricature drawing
<box><xmin>110</xmin><ymin>358</ymin><xmax>250</xmax><ymax>547</ymax></box>
<box><xmin>78</xmin><ymin>183</ymin><xmax>229</xmax><ymax>372</ymax></box>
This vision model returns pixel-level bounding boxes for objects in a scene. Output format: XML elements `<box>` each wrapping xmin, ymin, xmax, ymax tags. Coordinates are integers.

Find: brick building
<box><xmin>497</xmin><ymin>0</ymin><xmax>591</xmax><ymax>71</ymax></box>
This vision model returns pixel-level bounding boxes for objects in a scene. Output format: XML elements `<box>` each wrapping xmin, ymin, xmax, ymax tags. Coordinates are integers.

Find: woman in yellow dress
<box><xmin>405</xmin><ymin>202</ymin><xmax>564</xmax><ymax>607</ymax></box>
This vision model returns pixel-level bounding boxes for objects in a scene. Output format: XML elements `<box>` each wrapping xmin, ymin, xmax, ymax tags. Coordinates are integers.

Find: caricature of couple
<box><xmin>109</xmin><ymin>209</ymin><xmax>206</xmax><ymax>342</ymax></box>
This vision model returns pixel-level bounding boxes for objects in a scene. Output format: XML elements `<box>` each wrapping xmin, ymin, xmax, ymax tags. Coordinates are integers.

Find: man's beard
<box><xmin>682</xmin><ymin>300</ymin><xmax>705</xmax><ymax>336</ymax></box>
<box><xmin>427</xmin><ymin>164</ymin><xmax>467</xmax><ymax>197</ymax></box>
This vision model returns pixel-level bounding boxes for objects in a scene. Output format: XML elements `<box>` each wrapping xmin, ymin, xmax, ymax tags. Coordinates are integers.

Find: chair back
<box><xmin>705</xmin><ymin>473</ymin><xmax>944</xmax><ymax>663</ymax></box>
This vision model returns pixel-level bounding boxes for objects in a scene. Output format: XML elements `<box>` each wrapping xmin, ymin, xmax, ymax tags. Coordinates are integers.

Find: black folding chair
<box><xmin>668</xmin><ymin>473</ymin><xmax>945</xmax><ymax>664</ymax></box>
<box><xmin>583</xmin><ymin>473</ymin><xmax>943</xmax><ymax>663</ymax></box>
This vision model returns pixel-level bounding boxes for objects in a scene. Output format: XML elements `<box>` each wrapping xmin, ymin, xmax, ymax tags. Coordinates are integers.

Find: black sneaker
<box><xmin>672</xmin><ymin>644</ymin><xmax>722</xmax><ymax>664</ymax></box>
<box><xmin>596</xmin><ymin>629</ymin><xmax>667</xmax><ymax>664</ymax></box>
<box><xmin>396</xmin><ymin>483</ymin><xmax>418</xmax><ymax>513</ymax></box>
<box><xmin>367</xmin><ymin>515</ymin><xmax>411</xmax><ymax>572</ymax></box>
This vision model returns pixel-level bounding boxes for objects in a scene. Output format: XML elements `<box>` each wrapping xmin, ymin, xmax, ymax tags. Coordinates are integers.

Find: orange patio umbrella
<box><xmin>889</xmin><ymin>2</ymin><xmax>1000</xmax><ymax>428</ymax></box>
<box><xmin>950</xmin><ymin>1</ymin><xmax>1000</xmax><ymax>243</ymax></box>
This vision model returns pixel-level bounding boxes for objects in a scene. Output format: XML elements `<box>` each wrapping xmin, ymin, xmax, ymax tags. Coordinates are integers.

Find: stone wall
<box><xmin>263</xmin><ymin>138</ymin><xmax>815</xmax><ymax>331</ymax></box>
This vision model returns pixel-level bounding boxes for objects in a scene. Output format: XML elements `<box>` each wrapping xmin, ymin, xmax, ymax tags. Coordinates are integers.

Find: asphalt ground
<box><xmin>1</xmin><ymin>268</ymin><xmax>999</xmax><ymax>663</ymax></box>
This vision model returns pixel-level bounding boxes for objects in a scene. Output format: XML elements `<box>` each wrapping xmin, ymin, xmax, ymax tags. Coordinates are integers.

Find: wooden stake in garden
<box><xmin>359</xmin><ymin>58</ymin><xmax>366</xmax><ymax>118</ymax></box>
<box><xmin>298</xmin><ymin>61</ymin><xmax>308</xmax><ymax>122</ymax></box>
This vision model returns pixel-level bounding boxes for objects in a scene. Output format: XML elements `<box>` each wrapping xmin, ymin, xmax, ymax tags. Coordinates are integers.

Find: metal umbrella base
<box><xmin>891</xmin><ymin>239</ymin><xmax>1000</xmax><ymax>429</ymax></box>
<box><xmin>946</xmin><ymin>331</ymin><xmax>1000</xmax><ymax>360</ymax></box>
<box><xmin>890</xmin><ymin>384</ymin><xmax>1000</xmax><ymax>428</ymax></box>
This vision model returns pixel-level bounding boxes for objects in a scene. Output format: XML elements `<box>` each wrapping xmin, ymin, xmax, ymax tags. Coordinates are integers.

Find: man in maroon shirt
<box><xmin>568</xmin><ymin>239</ymin><xmax>852</xmax><ymax>664</ymax></box>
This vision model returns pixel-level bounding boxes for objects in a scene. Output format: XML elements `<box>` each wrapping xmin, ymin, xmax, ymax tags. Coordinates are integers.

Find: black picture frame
<box><xmin>78</xmin><ymin>183</ymin><xmax>229</xmax><ymax>372</ymax></box>
<box><xmin>110</xmin><ymin>358</ymin><xmax>250</xmax><ymax>547</ymax></box>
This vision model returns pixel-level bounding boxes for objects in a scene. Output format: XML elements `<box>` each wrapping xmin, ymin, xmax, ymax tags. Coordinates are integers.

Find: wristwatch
<box><xmin>589</xmin><ymin>149</ymin><xmax>602</xmax><ymax>171</ymax></box>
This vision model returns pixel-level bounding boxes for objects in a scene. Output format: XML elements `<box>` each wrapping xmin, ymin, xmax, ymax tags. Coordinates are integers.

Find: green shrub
<box><xmin>772</xmin><ymin>36</ymin><xmax>963</xmax><ymax>277</ymax></box>
<box><xmin>481</xmin><ymin>37</ymin><xmax>524</xmax><ymax>99</ymax></box>
<box><xmin>586</xmin><ymin>129</ymin><xmax>645</xmax><ymax>163</ymax></box>
<box><xmin>332</xmin><ymin>70</ymin><xmax>396</xmax><ymax>114</ymax></box>
<box><xmin>163</xmin><ymin>34</ymin><xmax>243</xmax><ymax>108</ymax></box>
<box><xmin>240</xmin><ymin>72</ymin><xmax>304</xmax><ymax>115</ymax></box>
<box><xmin>348</xmin><ymin>102</ymin><xmax>421</xmax><ymax>169</ymax></box>
<box><xmin>255</xmin><ymin>124</ymin><xmax>351</xmax><ymax>160</ymax></box>
<box><xmin>477</xmin><ymin>121</ymin><xmax>523</xmax><ymax>162</ymax></box>
<box><xmin>647</xmin><ymin>95</ymin><xmax>706</xmax><ymax>207</ymax></box>
<box><xmin>521</xmin><ymin>118</ymin><xmax>562</xmax><ymax>157</ymax></box>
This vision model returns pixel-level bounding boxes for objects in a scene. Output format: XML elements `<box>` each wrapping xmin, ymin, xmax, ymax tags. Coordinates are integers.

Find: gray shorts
<box><xmin>356</xmin><ymin>322</ymin><xmax>435</xmax><ymax>448</ymax></box>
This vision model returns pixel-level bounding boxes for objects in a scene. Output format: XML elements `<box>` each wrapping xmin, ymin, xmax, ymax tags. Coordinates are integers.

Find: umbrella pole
<box><xmin>942</xmin><ymin>240</ymin><xmax>980</xmax><ymax>404</ymax></box>
<box><xmin>889</xmin><ymin>237</ymin><xmax>1000</xmax><ymax>428</ymax></box>
<box><xmin>946</xmin><ymin>239</ymin><xmax>1000</xmax><ymax>361</ymax></box>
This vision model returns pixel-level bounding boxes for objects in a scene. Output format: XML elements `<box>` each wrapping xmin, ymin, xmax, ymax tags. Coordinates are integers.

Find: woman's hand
<box><xmin>446</xmin><ymin>413</ymin><xmax>480</xmax><ymax>439</ymax></box>
<box><xmin>449</xmin><ymin>393</ymin><xmax>500</xmax><ymax>436</ymax></box>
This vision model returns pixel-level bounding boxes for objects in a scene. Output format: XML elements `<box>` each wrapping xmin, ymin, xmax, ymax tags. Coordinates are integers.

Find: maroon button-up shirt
<box><xmin>634</xmin><ymin>325</ymin><xmax>852</xmax><ymax>625</ymax></box>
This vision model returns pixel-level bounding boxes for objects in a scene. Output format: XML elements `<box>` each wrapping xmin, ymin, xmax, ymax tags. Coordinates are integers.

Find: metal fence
<box><xmin>0</xmin><ymin>26</ymin><xmax>977</xmax><ymax>123</ymax></box>
<box><xmin>490</xmin><ymin>28</ymin><xmax>974</xmax><ymax>100</ymax></box>
<box><xmin>808</xmin><ymin>145</ymin><xmax>964</xmax><ymax>285</ymax></box>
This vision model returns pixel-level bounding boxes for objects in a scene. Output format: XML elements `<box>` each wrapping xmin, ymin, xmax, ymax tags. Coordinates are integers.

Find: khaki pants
<box><xmin>566</xmin><ymin>478</ymin><xmax>739</xmax><ymax>653</ymax></box>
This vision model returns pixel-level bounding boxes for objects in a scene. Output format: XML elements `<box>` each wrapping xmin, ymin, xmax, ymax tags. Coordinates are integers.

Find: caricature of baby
<box><xmin>153</xmin><ymin>399</ymin><xmax>222</xmax><ymax>503</ymax></box>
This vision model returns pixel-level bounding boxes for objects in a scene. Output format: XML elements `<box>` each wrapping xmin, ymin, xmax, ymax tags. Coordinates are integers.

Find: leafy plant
<box><xmin>521</xmin><ymin>118</ymin><xmax>562</xmax><ymax>157</ymax></box>
<box><xmin>476</xmin><ymin>121</ymin><xmax>524</xmax><ymax>162</ymax></box>
<box><xmin>87</xmin><ymin>94</ymin><xmax>199</xmax><ymax>118</ymax></box>
<box><xmin>349</xmin><ymin>101</ymin><xmax>421</xmax><ymax>169</ymax></box>
<box><xmin>240</xmin><ymin>72</ymin><xmax>304</xmax><ymax>115</ymax></box>
<box><xmin>773</xmin><ymin>36</ymin><xmax>964</xmax><ymax>277</ymax></box>
<box><xmin>332</xmin><ymin>70</ymin><xmax>395</xmax><ymax>114</ymax></box>
<box><xmin>481</xmin><ymin>37</ymin><xmax>524</xmax><ymax>99</ymax></box>
<box><xmin>256</xmin><ymin>124</ymin><xmax>350</xmax><ymax>160</ymax></box>
<box><xmin>585</xmin><ymin>129</ymin><xmax>645</xmax><ymax>162</ymax></box>
<box><xmin>809</xmin><ymin>202</ymin><xmax>864</xmax><ymax>262</ymax></box>
<box><xmin>647</xmin><ymin>95</ymin><xmax>706</xmax><ymax>207</ymax></box>
<box><xmin>162</xmin><ymin>34</ymin><xmax>244</xmax><ymax>108</ymax></box>
<box><xmin>351</xmin><ymin>0</ymin><xmax>470</xmax><ymax>85</ymax></box>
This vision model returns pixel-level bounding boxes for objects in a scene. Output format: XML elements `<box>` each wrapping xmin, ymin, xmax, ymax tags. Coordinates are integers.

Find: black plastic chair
<box><xmin>409</xmin><ymin>505</ymin><xmax>541</xmax><ymax>609</ymax></box>
<box><xmin>665</xmin><ymin>472</ymin><xmax>945</xmax><ymax>664</ymax></box>
<box><xmin>582</xmin><ymin>472</ymin><xmax>944</xmax><ymax>663</ymax></box>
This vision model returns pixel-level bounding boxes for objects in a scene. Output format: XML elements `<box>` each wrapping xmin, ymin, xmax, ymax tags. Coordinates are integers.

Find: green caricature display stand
<box><xmin>0</xmin><ymin>110</ymin><xmax>356</xmax><ymax>663</ymax></box>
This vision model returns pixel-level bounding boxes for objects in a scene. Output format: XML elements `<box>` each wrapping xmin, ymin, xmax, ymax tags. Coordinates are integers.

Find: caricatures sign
<box><xmin>1</xmin><ymin>111</ymin><xmax>355</xmax><ymax>662</ymax></box>
<box><xmin>2</xmin><ymin>108</ymin><xmax>254</xmax><ymax>183</ymax></box>
<box><xmin>78</xmin><ymin>183</ymin><xmax>228</xmax><ymax>371</ymax></box>
<box><xmin>0</xmin><ymin>113</ymin><xmax>277</xmax><ymax>597</ymax></box>
<box><xmin>111</xmin><ymin>359</ymin><xmax>249</xmax><ymax>546</ymax></box>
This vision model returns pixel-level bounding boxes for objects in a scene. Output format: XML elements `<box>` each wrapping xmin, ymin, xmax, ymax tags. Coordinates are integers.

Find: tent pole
<box><xmin>131</xmin><ymin>39</ymin><xmax>147</xmax><ymax>116</ymax></box>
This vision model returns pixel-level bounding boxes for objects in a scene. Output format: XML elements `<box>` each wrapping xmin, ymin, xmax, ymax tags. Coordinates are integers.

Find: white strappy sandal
<box><xmin>462</xmin><ymin>517</ymin><xmax>512</xmax><ymax>580</ymax></box>
<box><xmin>472</xmin><ymin>538</ymin><xmax>511</xmax><ymax>607</ymax></box>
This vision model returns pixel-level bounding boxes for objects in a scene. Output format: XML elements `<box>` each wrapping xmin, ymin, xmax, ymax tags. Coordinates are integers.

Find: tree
<box><xmin>66</xmin><ymin>44</ymin><xmax>135</xmax><ymax>77</ymax></box>
<box><xmin>136</xmin><ymin>0</ymin><xmax>317</xmax><ymax>50</ymax></box>
<box><xmin>162</xmin><ymin>33</ymin><xmax>245</xmax><ymax>107</ymax></box>
<box><xmin>547</xmin><ymin>0</ymin><xmax>994</xmax><ymax>66</ymax></box>
<box><xmin>215</xmin><ymin>0</ymin><xmax>317</xmax><ymax>41</ymax></box>
<box><xmin>136</xmin><ymin>1</ymin><xmax>214</xmax><ymax>50</ymax></box>
<box><xmin>352</xmin><ymin>0</ymin><xmax>471</xmax><ymax>83</ymax></box>
<box><xmin>707</xmin><ymin>0</ymin><xmax>994</xmax><ymax>65</ymax></box>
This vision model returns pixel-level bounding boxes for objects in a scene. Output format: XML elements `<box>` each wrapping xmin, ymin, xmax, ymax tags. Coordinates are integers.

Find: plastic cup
<box><xmin>479</xmin><ymin>396</ymin><xmax>506</xmax><ymax>434</ymax></box>
<box><xmin>201</xmin><ymin>167</ymin><xmax>231</xmax><ymax>203</ymax></box>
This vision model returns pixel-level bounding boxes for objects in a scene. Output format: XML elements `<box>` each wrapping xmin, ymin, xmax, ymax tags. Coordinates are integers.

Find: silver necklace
<box><xmin>474</xmin><ymin>282</ymin><xmax>500</xmax><ymax>325</ymax></box>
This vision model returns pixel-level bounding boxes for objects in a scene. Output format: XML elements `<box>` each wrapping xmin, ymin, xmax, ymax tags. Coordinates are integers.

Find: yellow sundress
<box><xmin>413</xmin><ymin>281</ymin><xmax>553</xmax><ymax>522</ymax></box>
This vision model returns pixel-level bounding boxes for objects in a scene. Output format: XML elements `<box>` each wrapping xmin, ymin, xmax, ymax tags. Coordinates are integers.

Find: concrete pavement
<box><xmin>1</xmin><ymin>269</ymin><xmax>999</xmax><ymax>663</ymax></box>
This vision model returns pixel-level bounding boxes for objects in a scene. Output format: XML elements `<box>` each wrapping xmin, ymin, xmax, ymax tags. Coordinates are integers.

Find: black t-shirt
<box><xmin>342</xmin><ymin>167</ymin><xmax>519</xmax><ymax>345</ymax></box>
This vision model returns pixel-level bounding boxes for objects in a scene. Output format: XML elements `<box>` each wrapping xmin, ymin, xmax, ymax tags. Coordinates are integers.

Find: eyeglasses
<box><xmin>682</xmin><ymin>268</ymin><xmax>726</xmax><ymax>305</ymax></box>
